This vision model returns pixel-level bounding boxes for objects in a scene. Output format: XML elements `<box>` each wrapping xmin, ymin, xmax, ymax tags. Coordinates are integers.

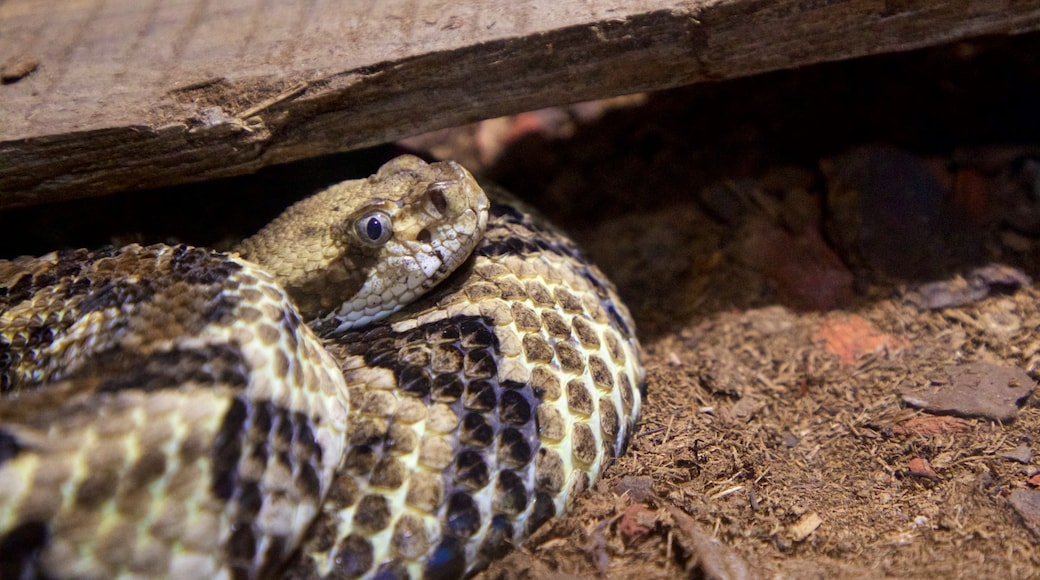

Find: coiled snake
<box><xmin>0</xmin><ymin>155</ymin><xmax>644</xmax><ymax>579</ymax></box>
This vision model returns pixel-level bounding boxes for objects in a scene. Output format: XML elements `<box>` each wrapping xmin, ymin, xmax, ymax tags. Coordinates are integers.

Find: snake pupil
<box><xmin>366</xmin><ymin>217</ymin><xmax>382</xmax><ymax>240</ymax></box>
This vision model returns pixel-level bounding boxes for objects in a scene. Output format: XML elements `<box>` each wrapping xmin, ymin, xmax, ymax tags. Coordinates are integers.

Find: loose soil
<box><xmin>421</xmin><ymin>33</ymin><xmax>1040</xmax><ymax>579</ymax></box>
<box><xmin>5</xmin><ymin>32</ymin><xmax>1040</xmax><ymax>580</ymax></box>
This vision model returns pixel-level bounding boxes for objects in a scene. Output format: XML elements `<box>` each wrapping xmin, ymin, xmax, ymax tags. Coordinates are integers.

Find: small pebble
<box><xmin>1010</xmin><ymin>489</ymin><xmax>1040</xmax><ymax>539</ymax></box>
<box><xmin>1000</xmin><ymin>443</ymin><xmax>1033</xmax><ymax>464</ymax></box>
<box><xmin>787</xmin><ymin>511</ymin><xmax>822</xmax><ymax>542</ymax></box>
<box><xmin>613</xmin><ymin>475</ymin><xmax>654</xmax><ymax>502</ymax></box>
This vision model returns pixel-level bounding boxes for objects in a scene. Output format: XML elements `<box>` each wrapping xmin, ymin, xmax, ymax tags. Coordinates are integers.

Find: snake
<box><xmin>0</xmin><ymin>155</ymin><xmax>644</xmax><ymax>579</ymax></box>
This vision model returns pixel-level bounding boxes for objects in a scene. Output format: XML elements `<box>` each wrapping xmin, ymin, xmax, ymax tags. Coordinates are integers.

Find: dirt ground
<box><xmin>5</xmin><ymin>31</ymin><xmax>1040</xmax><ymax>580</ymax></box>
<box><xmin>411</xmin><ymin>34</ymin><xmax>1040</xmax><ymax>579</ymax></box>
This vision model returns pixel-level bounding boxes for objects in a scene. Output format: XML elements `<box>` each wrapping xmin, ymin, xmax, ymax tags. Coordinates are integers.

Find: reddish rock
<box><xmin>813</xmin><ymin>314</ymin><xmax>908</xmax><ymax>366</ymax></box>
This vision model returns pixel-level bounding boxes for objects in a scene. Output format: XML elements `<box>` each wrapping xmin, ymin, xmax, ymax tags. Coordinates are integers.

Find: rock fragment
<box><xmin>901</xmin><ymin>362</ymin><xmax>1035</xmax><ymax>422</ymax></box>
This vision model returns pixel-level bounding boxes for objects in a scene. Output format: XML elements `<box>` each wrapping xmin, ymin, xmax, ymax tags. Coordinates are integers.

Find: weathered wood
<box><xmin>2</xmin><ymin>0</ymin><xmax>1039</xmax><ymax>208</ymax></box>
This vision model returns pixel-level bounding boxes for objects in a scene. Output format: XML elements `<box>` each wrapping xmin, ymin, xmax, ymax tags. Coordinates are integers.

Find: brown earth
<box><xmin>419</xmin><ymin>33</ymin><xmax>1040</xmax><ymax>579</ymax></box>
<box><xmin>5</xmin><ymin>31</ymin><xmax>1040</xmax><ymax>580</ymax></box>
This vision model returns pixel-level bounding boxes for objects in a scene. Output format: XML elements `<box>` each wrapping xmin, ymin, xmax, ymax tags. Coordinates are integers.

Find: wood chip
<box><xmin>892</xmin><ymin>415</ymin><xmax>974</xmax><ymax>437</ymax></box>
<box><xmin>665</xmin><ymin>505</ymin><xmax>755</xmax><ymax>580</ymax></box>
<box><xmin>908</xmin><ymin>457</ymin><xmax>939</xmax><ymax>480</ymax></box>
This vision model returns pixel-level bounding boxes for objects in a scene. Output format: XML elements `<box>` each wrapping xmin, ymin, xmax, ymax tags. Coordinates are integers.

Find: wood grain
<box><xmin>2</xmin><ymin>0</ymin><xmax>1039</xmax><ymax>208</ymax></box>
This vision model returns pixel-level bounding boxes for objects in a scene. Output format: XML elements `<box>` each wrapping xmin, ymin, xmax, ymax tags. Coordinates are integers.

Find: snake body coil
<box><xmin>0</xmin><ymin>156</ymin><xmax>644</xmax><ymax>579</ymax></box>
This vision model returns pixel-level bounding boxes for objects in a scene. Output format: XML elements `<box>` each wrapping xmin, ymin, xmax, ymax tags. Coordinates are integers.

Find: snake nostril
<box><xmin>426</xmin><ymin>183</ymin><xmax>450</xmax><ymax>215</ymax></box>
<box><xmin>416</xmin><ymin>228</ymin><xmax>432</xmax><ymax>244</ymax></box>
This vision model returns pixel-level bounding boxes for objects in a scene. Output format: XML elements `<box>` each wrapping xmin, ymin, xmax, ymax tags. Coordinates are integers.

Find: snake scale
<box><xmin>0</xmin><ymin>155</ymin><xmax>644</xmax><ymax>579</ymax></box>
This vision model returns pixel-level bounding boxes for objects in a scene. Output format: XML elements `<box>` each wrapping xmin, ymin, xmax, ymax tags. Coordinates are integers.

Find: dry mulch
<box><xmin>436</xmin><ymin>33</ymin><xmax>1040</xmax><ymax>579</ymax></box>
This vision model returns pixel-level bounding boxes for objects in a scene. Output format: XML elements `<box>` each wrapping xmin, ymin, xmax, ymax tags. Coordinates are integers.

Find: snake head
<box><xmin>235</xmin><ymin>155</ymin><xmax>490</xmax><ymax>331</ymax></box>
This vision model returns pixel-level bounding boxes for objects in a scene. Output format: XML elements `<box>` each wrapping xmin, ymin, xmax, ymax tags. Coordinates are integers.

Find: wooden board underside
<box><xmin>2</xmin><ymin>0</ymin><xmax>1039</xmax><ymax>208</ymax></box>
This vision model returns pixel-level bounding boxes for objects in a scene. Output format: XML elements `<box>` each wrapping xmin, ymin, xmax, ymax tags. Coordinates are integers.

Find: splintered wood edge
<box><xmin>2</xmin><ymin>1</ymin><xmax>1040</xmax><ymax>208</ymax></box>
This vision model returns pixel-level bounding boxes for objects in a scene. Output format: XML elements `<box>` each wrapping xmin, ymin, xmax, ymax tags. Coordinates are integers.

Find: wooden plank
<box><xmin>2</xmin><ymin>0</ymin><xmax>1039</xmax><ymax>208</ymax></box>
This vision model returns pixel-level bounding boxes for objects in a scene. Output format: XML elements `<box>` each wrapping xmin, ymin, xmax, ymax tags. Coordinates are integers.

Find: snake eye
<box><xmin>354</xmin><ymin>211</ymin><xmax>393</xmax><ymax>246</ymax></box>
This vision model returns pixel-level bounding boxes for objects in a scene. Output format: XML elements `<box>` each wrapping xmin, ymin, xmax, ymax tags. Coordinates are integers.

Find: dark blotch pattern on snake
<box><xmin>0</xmin><ymin>155</ymin><xmax>644</xmax><ymax>579</ymax></box>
